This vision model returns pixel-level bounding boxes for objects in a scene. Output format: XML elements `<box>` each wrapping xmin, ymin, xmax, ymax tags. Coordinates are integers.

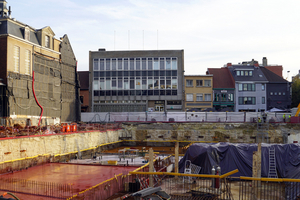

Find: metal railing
<box><xmin>0</xmin><ymin>177</ymin><xmax>75</xmax><ymax>199</ymax></box>
<box><xmin>239</xmin><ymin>176</ymin><xmax>300</xmax><ymax>200</ymax></box>
<box><xmin>82</xmin><ymin>112</ymin><xmax>292</xmax><ymax>123</ymax></box>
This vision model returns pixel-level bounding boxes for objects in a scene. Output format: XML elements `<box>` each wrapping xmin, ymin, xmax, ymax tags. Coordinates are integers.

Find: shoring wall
<box><xmin>0</xmin><ymin>129</ymin><xmax>121</xmax><ymax>164</ymax></box>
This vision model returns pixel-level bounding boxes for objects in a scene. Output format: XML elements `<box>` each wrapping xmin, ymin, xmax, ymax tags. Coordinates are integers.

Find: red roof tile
<box><xmin>207</xmin><ymin>68</ymin><xmax>235</xmax><ymax>89</ymax></box>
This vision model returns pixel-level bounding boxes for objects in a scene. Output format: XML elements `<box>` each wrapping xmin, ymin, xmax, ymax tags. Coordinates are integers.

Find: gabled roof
<box><xmin>265</xmin><ymin>65</ymin><xmax>283</xmax><ymax>77</ymax></box>
<box><xmin>260</xmin><ymin>67</ymin><xmax>288</xmax><ymax>83</ymax></box>
<box><xmin>78</xmin><ymin>71</ymin><xmax>89</xmax><ymax>90</ymax></box>
<box><xmin>207</xmin><ymin>67</ymin><xmax>235</xmax><ymax>89</ymax></box>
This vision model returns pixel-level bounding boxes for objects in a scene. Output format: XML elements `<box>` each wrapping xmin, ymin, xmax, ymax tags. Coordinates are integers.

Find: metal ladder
<box><xmin>268</xmin><ymin>146</ymin><xmax>278</xmax><ymax>178</ymax></box>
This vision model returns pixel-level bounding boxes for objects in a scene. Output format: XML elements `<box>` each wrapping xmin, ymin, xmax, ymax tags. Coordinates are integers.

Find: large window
<box><xmin>238</xmin><ymin>97</ymin><xmax>256</xmax><ymax>105</ymax></box>
<box><xmin>204</xmin><ymin>80</ymin><xmax>211</xmax><ymax>87</ymax></box>
<box><xmin>45</xmin><ymin>35</ymin><xmax>50</xmax><ymax>48</ymax></box>
<box><xmin>186</xmin><ymin>94</ymin><xmax>193</xmax><ymax>102</ymax></box>
<box><xmin>238</xmin><ymin>83</ymin><xmax>255</xmax><ymax>91</ymax></box>
<box><xmin>221</xmin><ymin>93</ymin><xmax>226</xmax><ymax>101</ymax></box>
<box><xmin>204</xmin><ymin>94</ymin><xmax>211</xmax><ymax>101</ymax></box>
<box><xmin>262</xmin><ymin>97</ymin><xmax>265</xmax><ymax>104</ymax></box>
<box><xmin>25</xmin><ymin>49</ymin><xmax>31</xmax><ymax>75</ymax></box>
<box><xmin>236</xmin><ymin>70</ymin><xmax>253</xmax><ymax>76</ymax></box>
<box><xmin>228</xmin><ymin>93</ymin><xmax>234</xmax><ymax>101</ymax></box>
<box><xmin>14</xmin><ymin>46</ymin><xmax>20</xmax><ymax>73</ymax></box>
<box><xmin>186</xmin><ymin>80</ymin><xmax>193</xmax><ymax>87</ymax></box>
<box><xmin>196</xmin><ymin>80</ymin><xmax>203</xmax><ymax>87</ymax></box>
<box><xmin>196</xmin><ymin>94</ymin><xmax>203</xmax><ymax>101</ymax></box>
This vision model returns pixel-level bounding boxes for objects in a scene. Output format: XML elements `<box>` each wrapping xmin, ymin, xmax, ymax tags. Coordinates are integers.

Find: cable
<box><xmin>2</xmin><ymin>192</ymin><xmax>20</xmax><ymax>200</ymax></box>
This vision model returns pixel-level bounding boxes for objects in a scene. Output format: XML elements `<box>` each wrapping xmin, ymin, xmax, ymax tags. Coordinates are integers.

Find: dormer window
<box><xmin>45</xmin><ymin>35</ymin><xmax>50</xmax><ymax>48</ymax></box>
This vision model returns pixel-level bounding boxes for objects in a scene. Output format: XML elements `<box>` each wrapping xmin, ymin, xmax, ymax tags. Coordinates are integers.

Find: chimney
<box><xmin>98</xmin><ymin>48</ymin><xmax>106</xmax><ymax>51</ymax></box>
<box><xmin>262</xmin><ymin>57</ymin><xmax>267</xmax><ymax>67</ymax></box>
<box><xmin>227</xmin><ymin>63</ymin><xmax>232</xmax><ymax>67</ymax></box>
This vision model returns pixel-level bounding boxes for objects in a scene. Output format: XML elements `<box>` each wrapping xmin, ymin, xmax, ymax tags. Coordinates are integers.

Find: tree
<box><xmin>292</xmin><ymin>76</ymin><xmax>300</xmax><ymax>107</ymax></box>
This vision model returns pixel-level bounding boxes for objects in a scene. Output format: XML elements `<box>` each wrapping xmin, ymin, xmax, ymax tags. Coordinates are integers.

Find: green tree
<box><xmin>292</xmin><ymin>76</ymin><xmax>300</xmax><ymax>107</ymax></box>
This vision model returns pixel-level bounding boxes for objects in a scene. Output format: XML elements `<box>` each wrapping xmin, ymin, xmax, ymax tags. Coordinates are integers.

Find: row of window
<box><xmin>186</xmin><ymin>93</ymin><xmax>212</xmax><ymax>102</ymax></box>
<box><xmin>236</xmin><ymin>70</ymin><xmax>253</xmax><ymax>76</ymax></box>
<box><xmin>93</xmin><ymin>57</ymin><xmax>178</xmax><ymax>71</ymax></box>
<box><xmin>238</xmin><ymin>97</ymin><xmax>266</xmax><ymax>105</ymax></box>
<box><xmin>93</xmin><ymin>70</ymin><xmax>178</xmax><ymax>78</ymax></box>
<box><xmin>14</xmin><ymin>46</ymin><xmax>31</xmax><ymax>75</ymax></box>
<box><xmin>93</xmin><ymin>78</ymin><xmax>178</xmax><ymax>90</ymax></box>
<box><xmin>186</xmin><ymin>80</ymin><xmax>211</xmax><ymax>87</ymax></box>
<box><xmin>270</xmin><ymin>92</ymin><xmax>286</xmax><ymax>95</ymax></box>
<box><xmin>94</xmin><ymin>100</ymin><xmax>147</xmax><ymax>104</ymax></box>
<box><xmin>94</xmin><ymin>90</ymin><xmax>178</xmax><ymax>96</ymax></box>
<box><xmin>214</xmin><ymin>93</ymin><xmax>234</xmax><ymax>102</ymax></box>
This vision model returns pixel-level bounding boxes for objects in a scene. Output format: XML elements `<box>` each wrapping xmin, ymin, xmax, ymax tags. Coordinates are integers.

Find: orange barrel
<box><xmin>61</xmin><ymin>123</ymin><xmax>66</xmax><ymax>132</ymax></box>
<box><xmin>71</xmin><ymin>123</ymin><xmax>77</xmax><ymax>132</ymax></box>
<box><xmin>66</xmin><ymin>124</ymin><xmax>70</xmax><ymax>132</ymax></box>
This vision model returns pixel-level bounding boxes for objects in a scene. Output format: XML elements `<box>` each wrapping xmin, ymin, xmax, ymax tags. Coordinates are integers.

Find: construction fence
<box><xmin>82</xmin><ymin>112</ymin><xmax>291</xmax><ymax>123</ymax></box>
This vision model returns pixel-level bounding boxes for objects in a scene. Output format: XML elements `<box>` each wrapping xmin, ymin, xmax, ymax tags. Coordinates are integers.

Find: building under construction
<box><xmin>0</xmin><ymin>0</ymin><xmax>80</xmax><ymax>126</ymax></box>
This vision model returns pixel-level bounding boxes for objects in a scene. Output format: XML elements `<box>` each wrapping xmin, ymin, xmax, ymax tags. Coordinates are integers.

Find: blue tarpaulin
<box><xmin>179</xmin><ymin>142</ymin><xmax>300</xmax><ymax>178</ymax></box>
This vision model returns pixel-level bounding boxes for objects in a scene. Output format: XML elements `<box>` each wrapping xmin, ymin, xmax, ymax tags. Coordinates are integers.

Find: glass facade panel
<box><xmin>171</xmin><ymin>58</ymin><xmax>177</xmax><ymax>70</ymax></box>
<box><xmin>153</xmin><ymin>58</ymin><xmax>159</xmax><ymax>70</ymax></box>
<box><xmin>172</xmin><ymin>79</ymin><xmax>177</xmax><ymax>89</ymax></box>
<box><xmin>106</xmin><ymin>59</ymin><xmax>110</xmax><ymax>70</ymax></box>
<box><xmin>124</xmin><ymin>58</ymin><xmax>128</xmax><ymax>70</ymax></box>
<box><xmin>100</xmin><ymin>78</ymin><xmax>105</xmax><ymax>90</ymax></box>
<box><xmin>160</xmin><ymin>58</ymin><xmax>165</xmax><ymax>70</ymax></box>
<box><xmin>112</xmin><ymin>59</ymin><xmax>116</xmax><ymax>70</ymax></box>
<box><xmin>118</xmin><ymin>58</ymin><xmax>122</xmax><ymax>70</ymax></box>
<box><xmin>160</xmin><ymin>80</ymin><xmax>165</xmax><ymax>89</ymax></box>
<box><xmin>166</xmin><ymin>58</ymin><xmax>171</xmax><ymax>69</ymax></box>
<box><xmin>130</xmin><ymin>58</ymin><xmax>134</xmax><ymax>70</ymax></box>
<box><xmin>93</xmin><ymin>59</ymin><xmax>99</xmax><ymax>71</ymax></box>
<box><xmin>136</xmin><ymin>58</ymin><xmax>140</xmax><ymax>70</ymax></box>
<box><xmin>148</xmin><ymin>79</ymin><xmax>153</xmax><ymax>89</ymax></box>
<box><xmin>106</xmin><ymin>79</ymin><xmax>111</xmax><ymax>90</ymax></box>
<box><xmin>154</xmin><ymin>79</ymin><xmax>159</xmax><ymax>89</ymax></box>
<box><xmin>148</xmin><ymin>58</ymin><xmax>153</xmax><ymax>70</ymax></box>
<box><xmin>100</xmin><ymin>59</ymin><xmax>104</xmax><ymax>70</ymax></box>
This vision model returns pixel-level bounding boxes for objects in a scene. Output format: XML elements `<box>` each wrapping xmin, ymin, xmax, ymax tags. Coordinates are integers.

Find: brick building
<box><xmin>0</xmin><ymin>0</ymin><xmax>80</xmax><ymax>125</ymax></box>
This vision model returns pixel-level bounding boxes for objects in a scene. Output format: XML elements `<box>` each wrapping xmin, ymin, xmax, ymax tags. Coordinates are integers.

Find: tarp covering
<box><xmin>179</xmin><ymin>143</ymin><xmax>300</xmax><ymax>178</ymax></box>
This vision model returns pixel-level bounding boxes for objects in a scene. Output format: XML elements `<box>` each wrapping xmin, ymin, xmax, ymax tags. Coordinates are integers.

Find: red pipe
<box><xmin>32</xmin><ymin>71</ymin><xmax>43</xmax><ymax>126</ymax></box>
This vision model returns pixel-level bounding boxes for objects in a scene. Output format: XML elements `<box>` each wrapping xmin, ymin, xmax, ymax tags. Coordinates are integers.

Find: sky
<box><xmin>7</xmin><ymin>0</ymin><xmax>300</xmax><ymax>81</ymax></box>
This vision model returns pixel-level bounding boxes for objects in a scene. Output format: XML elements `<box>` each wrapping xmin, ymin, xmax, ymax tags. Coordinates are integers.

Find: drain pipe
<box><xmin>32</xmin><ymin>71</ymin><xmax>43</xmax><ymax>126</ymax></box>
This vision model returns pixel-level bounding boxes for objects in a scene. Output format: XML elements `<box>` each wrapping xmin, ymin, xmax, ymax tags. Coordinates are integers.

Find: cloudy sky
<box><xmin>8</xmin><ymin>0</ymin><xmax>300</xmax><ymax>80</ymax></box>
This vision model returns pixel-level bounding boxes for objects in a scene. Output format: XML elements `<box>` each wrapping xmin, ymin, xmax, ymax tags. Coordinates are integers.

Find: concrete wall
<box><xmin>123</xmin><ymin>122</ymin><xmax>300</xmax><ymax>144</ymax></box>
<box><xmin>0</xmin><ymin>130</ymin><xmax>121</xmax><ymax>163</ymax></box>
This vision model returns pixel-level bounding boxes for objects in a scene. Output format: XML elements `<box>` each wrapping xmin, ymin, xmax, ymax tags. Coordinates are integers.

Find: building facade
<box><xmin>0</xmin><ymin>0</ymin><xmax>80</xmax><ymax>125</ymax></box>
<box><xmin>207</xmin><ymin>67</ymin><xmax>235</xmax><ymax>111</ymax></box>
<box><xmin>227</xmin><ymin>61</ymin><xmax>268</xmax><ymax>112</ymax></box>
<box><xmin>184</xmin><ymin>75</ymin><xmax>213</xmax><ymax>111</ymax></box>
<box><xmin>260</xmin><ymin>67</ymin><xmax>291</xmax><ymax>110</ymax></box>
<box><xmin>89</xmin><ymin>49</ymin><xmax>184</xmax><ymax>112</ymax></box>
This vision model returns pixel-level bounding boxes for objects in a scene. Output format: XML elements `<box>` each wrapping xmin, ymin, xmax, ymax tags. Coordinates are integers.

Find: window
<box><xmin>278</xmin><ymin>92</ymin><xmax>281</xmax><ymax>95</ymax></box>
<box><xmin>171</xmin><ymin>58</ymin><xmax>177</xmax><ymax>70</ymax></box>
<box><xmin>249</xmin><ymin>71</ymin><xmax>253</xmax><ymax>76</ymax></box>
<box><xmin>171</xmin><ymin>79</ymin><xmax>177</xmax><ymax>89</ymax></box>
<box><xmin>270</xmin><ymin>92</ymin><xmax>273</xmax><ymax>95</ymax></box>
<box><xmin>93</xmin><ymin>59</ymin><xmax>99</xmax><ymax>71</ymax></box>
<box><xmin>166</xmin><ymin>58</ymin><xmax>171</xmax><ymax>69</ymax></box>
<box><xmin>93</xmin><ymin>78</ymin><xmax>99</xmax><ymax>90</ymax></box>
<box><xmin>14</xmin><ymin>46</ymin><xmax>20</xmax><ymax>73</ymax></box>
<box><xmin>262</xmin><ymin>97</ymin><xmax>265</xmax><ymax>104</ymax></box>
<box><xmin>214</xmin><ymin>93</ymin><xmax>219</xmax><ymax>101</ymax></box>
<box><xmin>80</xmin><ymin>96</ymin><xmax>83</xmax><ymax>104</ymax></box>
<box><xmin>228</xmin><ymin>94</ymin><xmax>234</xmax><ymax>101</ymax></box>
<box><xmin>204</xmin><ymin>80</ymin><xmax>211</xmax><ymax>86</ymax></box>
<box><xmin>160</xmin><ymin>58</ymin><xmax>165</xmax><ymax>70</ymax></box>
<box><xmin>239</xmin><ymin>83</ymin><xmax>255</xmax><ymax>91</ymax></box>
<box><xmin>196</xmin><ymin>80</ymin><xmax>203</xmax><ymax>87</ymax></box>
<box><xmin>186</xmin><ymin>80</ymin><xmax>193</xmax><ymax>87</ymax></box>
<box><xmin>274</xmin><ymin>92</ymin><xmax>277</xmax><ymax>95</ymax></box>
<box><xmin>153</xmin><ymin>58</ymin><xmax>159</xmax><ymax>70</ymax></box>
<box><xmin>106</xmin><ymin>59</ymin><xmax>111</xmax><ymax>70</ymax></box>
<box><xmin>283</xmin><ymin>92</ymin><xmax>286</xmax><ymax>95</ymax></box>
<box><xmin>236</xmin><ymin>71</ymin><xmax>240</xmax><ymax>76</ymax></box>
<box><xmin>204</xmin><ymin>94</ymin><xmax>211</xmax><ymax>101</ymax></box>
<box><xmin>221</xmin><ymin>93</ymin><xmax>226</xmax><ymax>101</ymax></box>
<box><xmin>186</xmin><ymin>94</ymin><xmax>193</xmax><ymax>101</ymax></box>
<box><xmin>112</xmin><ymin>59</ymin><xmax>116</xmax><ymax>70</ymax></box>
<box><xmin>245</xmin><ymin>71</ymin><xmax>248</xmax><ymax>76</ymax></box>
<box><xmin>262</xmin><ymin>84</ymin><xmax>265</xmax><ymax>91</ymax></box>
<box><xmin>196</xmin><ymin>94</ymin><xmax>203</xmax><ymax>101</ymax></box>
<box><xmin>25</xmin><ymin>49</ymin><xmax>31</xmax><ymax>74</ymax></box>
<box><xmin>45</xmin><ymin>35</ymin><xmax>50</xmax><ymax>48</ymax></box>
<box><xmin>238</xmin><ymin>97</ymin><xmax>256</xmax><ymax>105</ymax></box>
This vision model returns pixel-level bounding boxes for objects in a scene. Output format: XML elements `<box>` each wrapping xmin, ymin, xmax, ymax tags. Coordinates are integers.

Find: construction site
<box><xmin>0</xmin><ymin>118</ymin><xmax>300</xmax><ymax>200</ymax></box>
